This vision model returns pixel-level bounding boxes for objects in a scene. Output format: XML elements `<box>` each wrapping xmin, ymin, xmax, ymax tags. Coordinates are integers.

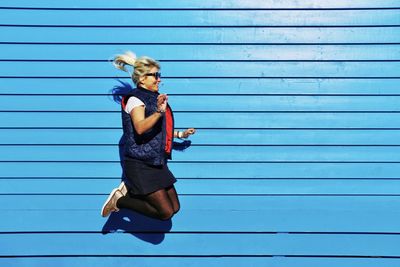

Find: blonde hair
<box><xmin>113</xmin><ymin>51</ymin><xmax>160</xmax><ymax>85</ymax></box>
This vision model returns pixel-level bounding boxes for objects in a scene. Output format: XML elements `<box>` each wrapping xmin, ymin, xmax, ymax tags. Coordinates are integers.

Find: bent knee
<box><xmin>159</xmin><ymin>208</ymin><xmax>174</xmax><ymax>221</ymax></box>
<box><xmin>173</xmin><ymin>205</ymin><xmax>180</xmax><ymax>214</ymax></box>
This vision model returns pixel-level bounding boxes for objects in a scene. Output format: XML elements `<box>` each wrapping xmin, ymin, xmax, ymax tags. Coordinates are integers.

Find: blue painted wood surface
<box><xmin>3</xmin><ymin>27</ymin><xmax>400</xmax><ymax>44</ymax></box>
<box><xmin>4</xmin><ymin>129</ymin><xmax>400</xmax><ymax>145</ymax></box>
<box><xmin>3</xmin><ymin>179</ymin><xmax>400</xmax><ymax>195</ymax></box>
<box><xmin>1</xmin><ymin>257</ymin><xmax>400</xmax><ymax>267</ymax></box>
<box><xmin>1</xmin><ymin>78</ymin><xmax>400</xmax><ymax>94</ymax></box>
<box><xmin>1</xmin><ymin>0</ymin><xmax>400</xmax><ymax>266</ymax></box>
<box><xmin>5</xmin><ymin>258</ymin><xmax>400</xmax><ymax>267</ymax></box>
<box><xmin>3</xmin><ymin>61</ymin><xmax>400</xmax><ymax>77</ymax></box>
<box><xmin>2</xmin><ymin>233</ymin><xmax>400</xmax><ymax>256</ymax></box>
<box><xmin>4</xmin><ymin>145</ymin><xmax>400</xmax><ymax>162</ymax></box>
<box><xmin>2</xmin><ymin>195</ymin><xmax>400</xmax><ymax>231</ymax></box>
<box><xmin>3</xmin><ymin>44</ymin><xmax>400</xmax><ymax>60</ymax></box>
<box><xmin>3</xmin><ymin>112</ymin><xmax>400</xmax><ymax>128</ymax></box>
<box><xmin>1</xmin><ymin>0</ymin><xmax>399</xmax><ymax>9</ymax></box>
<box><xmin>2</xmin><ymin>9</ymin><xmax>399</xmax><ymax>26</ymax></box>
<box><xmin>3</xmin><ymin>95</ymin><xmax>400</xmax><ymax>111</ymax></box>
<box><xmin>2</xmin><ymin>162</ymin><xmax>400</xmax><ymax>179</ymax></box>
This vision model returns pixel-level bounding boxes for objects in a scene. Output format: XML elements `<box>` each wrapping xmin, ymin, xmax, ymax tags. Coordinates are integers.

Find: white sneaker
<box><xmin>101</xmin><ymin>188</ymin><xmax>123</xmax><ymax>217</ymax></box>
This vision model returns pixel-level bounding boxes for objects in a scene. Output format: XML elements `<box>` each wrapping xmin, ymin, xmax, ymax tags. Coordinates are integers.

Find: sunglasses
<box><xmin>145</xmin><ymin>72</ymin><xmax>162</xmax><ymax>79</ymax></box>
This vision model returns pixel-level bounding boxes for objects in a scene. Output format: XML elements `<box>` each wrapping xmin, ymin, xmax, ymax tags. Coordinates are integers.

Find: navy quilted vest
<box><xmin>121</xmin><ymin>87</ymin><xmax>173</xmax><ymax>166</ymax></box>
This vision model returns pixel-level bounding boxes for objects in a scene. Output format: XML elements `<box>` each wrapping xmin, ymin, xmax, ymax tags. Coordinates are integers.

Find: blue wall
<box><xmin>1</xmin><ymin>1</ymin><xmax>400</xmax><ymax>266</ymax></box>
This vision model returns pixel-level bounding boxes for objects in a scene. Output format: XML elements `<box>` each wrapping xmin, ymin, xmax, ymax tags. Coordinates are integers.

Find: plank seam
<box><xmin>1</xmin><ymin>128</ymin><xmax>399</xmax><ymax>131</ymax></box>
<box><xmin>3</xmin><ymin>177</ymin><xmax>400</xmax><ymax>180</ymax></box>
<box><xmin>1</xmin><ymin>77</ymin><xmax>400</xmax><ymax>79</ymax></box>
<box><xmin>1</xmin><ymin>25</ymin><xmax>400</xmax><ymax>28</ymax></box>
<box><xmin>2</xmin><ymin>42</ymin><xmax>400</xmax><ymax>45</ymax></box>
<box><xmin>2</xmin><ymin>60</ymin><xmax>400</xmax><ymax>62</ymax></box>
<box><xmin>5</xmin><ymin>144</ymin><xmax>400</xmax><ymax>147</ymax></box>
<box><xmin>5</xmin><ymin>94</ymin><xmax>400</xmax><ymax>97</ymax></box>
<box><xmin>3</xmin><ymin>160</ymin><xmax>400</xmax><ymax>163</ymax></box>
<box><xmin>3</xmin><ymin>231</ymin><xmax>400</xmax><ymax>234</ymax></box>
<box><xmin>2</xmin><ymin>193</ymin><xmax>400</xmax><ymax>196</ymax></box>
<box><xmin>0</xmin><ymin>255</ymin><xmax>399</xmax><ymax>259</ymax></box>
<box><xmin>5</xmin><ymin>110</ymin><xmax>400</xmax><ymax>113</ymax></box>
<box><xmin>2</xmin><ymin>7</ymin><xmax>400</xmax><ymax>11</ymax></box>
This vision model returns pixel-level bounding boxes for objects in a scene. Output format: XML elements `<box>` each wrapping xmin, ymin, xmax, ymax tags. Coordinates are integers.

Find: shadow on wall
<box><xmin>102</xmin><ymin>209</ymin><xmax>172</xmax><ymax>245</ymax></box>
<box><xmin>110</xmin><ymin>80</ymin><xmax>133</xmax><ymax>105</ymax></box>
<box><xmin>110</xmin><ymin>80</ymin><xmax>134</xmax><ymax>172</ymax></box>
<box><xmin>101</xmin><ymin>80</ymin><xmax>192</xmax><ymax>244</ymax></box>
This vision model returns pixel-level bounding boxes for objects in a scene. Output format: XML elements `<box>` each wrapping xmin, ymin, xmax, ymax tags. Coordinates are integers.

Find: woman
<box><xmin>101</xmin><ymin>51</ymin><xmax>195</xmax><ymax>220</ymax></box>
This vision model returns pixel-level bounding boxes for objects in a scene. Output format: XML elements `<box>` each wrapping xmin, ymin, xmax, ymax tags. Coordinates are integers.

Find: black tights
<box><xmin>116</xmin><ymin>185</ymin><xmax>180</xmax><ymax>221</ymax></box>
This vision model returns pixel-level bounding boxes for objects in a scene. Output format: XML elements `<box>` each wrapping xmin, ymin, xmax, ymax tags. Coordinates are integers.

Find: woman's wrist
<box><xmin>156</xmin><ymin>108</ymin><xmax>165</xmax><ymax>114</ymax></box>
<box><xmin>176</xmin><ymin>131</ymin><xmax>185</xmax><ymax>139</ymax></box>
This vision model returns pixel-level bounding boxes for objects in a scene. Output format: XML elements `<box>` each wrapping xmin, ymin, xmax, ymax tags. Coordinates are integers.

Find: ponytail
<box><xmin>113</xmin><ymin>51</ymin><xmax>137</xmax><ymax>73</ymax></box>
<box><xmin>112</xmin><ymin>51</ymin><xmax>160</xmax><ymax>85</ymax></box>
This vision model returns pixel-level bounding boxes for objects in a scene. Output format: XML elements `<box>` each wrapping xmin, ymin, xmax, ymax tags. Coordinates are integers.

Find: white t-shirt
<box><xmin>124</xmin><ymin>97</ymin><xmax>145</xmax><ymax>114</ymax></box>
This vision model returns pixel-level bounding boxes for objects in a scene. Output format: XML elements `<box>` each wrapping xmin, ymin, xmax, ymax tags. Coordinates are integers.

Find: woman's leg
<box><xmin>145</xmin><ymin>189</ymin><xmax>175</xmax><ymax>220</ymax></box>
<box><xmin>116</xmin><ymin>188</ymin><xmax>175</xmax><ymax>220</ymax></box>
<box><xmin>166</xmin><ymin>185</ymin><xmax>180</xmax><ymax>214</ymax></box>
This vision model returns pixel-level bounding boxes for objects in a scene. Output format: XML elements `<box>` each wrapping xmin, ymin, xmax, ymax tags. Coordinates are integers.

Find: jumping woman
<box><xmin>101</xmin><ymin>51</ymin><xmax>195</xmax><ymax>220</ymax></box>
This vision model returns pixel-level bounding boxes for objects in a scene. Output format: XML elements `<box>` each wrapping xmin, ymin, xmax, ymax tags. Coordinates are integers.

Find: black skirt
<box><xmin>123</xmin><ymin>158</ymin><xmax>177</xmax><ymax>195</ymax></box>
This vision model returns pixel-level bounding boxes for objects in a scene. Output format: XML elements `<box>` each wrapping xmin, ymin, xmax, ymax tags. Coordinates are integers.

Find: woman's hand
<box><xmin>182</xmin><ymin>128</ymin><xmax>196</xmax><ymax>138</ymax></box>
<box><xmin>157</xmin><ymin>94</ymin><xmax>168</xmax><ymax>112</ymax></box>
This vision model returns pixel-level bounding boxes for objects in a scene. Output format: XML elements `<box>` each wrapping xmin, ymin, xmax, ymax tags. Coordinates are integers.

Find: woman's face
<box><xmin>139</xmin><ymin>67</ymin><xmax>161</xmax><ymax>92</ymax></box>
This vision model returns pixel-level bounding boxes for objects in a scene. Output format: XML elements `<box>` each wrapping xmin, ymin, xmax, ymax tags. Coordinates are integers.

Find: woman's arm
<box><xmin>130</xmin><ymin>94</ymin><xmax>167</xmax><ymax>135</ymax></box>
<box><xmin>130</xmin><ymin>106</ymin><xmax>163</xmax><ymax>135</ymax></box>
<box><xmin>174</xmin><ymin>128</ymin><xmax>196</xmax><ymax>139</ymax></box>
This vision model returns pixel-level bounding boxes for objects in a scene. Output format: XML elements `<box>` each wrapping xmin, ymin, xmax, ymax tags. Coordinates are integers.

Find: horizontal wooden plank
<box><xmin>2</xmin><ymin>10</ymin><xmax>399</xmax><ymax>26</ymax></box>
<box><xmin>1</xmin><ymin>0</ymin><xmax>399</xmax><ymax>9</ymax></box>
<box><xmin>2</xmin><ymin>62</ymin><xmax>400</xmax><ymax>77</ymax></box>
<box><xmin>1</xmin><ymin>257</ymin><xmax>399</xmax><ymax>267</ymax></box>
<box><xmin>1</xmin><ymin>78</ymin><xmax>399</xmax><ymax>95</ymax></box>
<box><xmin>2</xmin><ymin>145</ymin><xmax>400</xmax><ymax>162</ymax></box>
<box><xmin>2</xmin><ymin>112</ymin><xmax>400</xmax><ymax>128</ymax></box>
<box><xmin>4</xmin><ymin>129</ymin><xmax>400</xmax><ymax>145</ymax></box>
<box><xmin>0</xmin><ymin>256</ymin><xmax>398</xmax><ymax>267</ymax></box>
<box><xmin>1</xmin><ymin>232</ymin><xmax>400</xmax><ymax>256</ymax></box>
<box><xmin>4</xmin><ymin>95</ymin><xmax>400</xmax><ymax>112</ymax></box>
<box><xmin>2</xmin><ymin>44</ymin><xmax>399</xmax><ymax>60</ymax></box>
<box><xmin>1</xmin><ymin>162</ymin><xmax>400</xmax><ymax>179</ymax></box>
<box><xmin>2</xmin><ymin>178</ymin><xmax>400</xmax><ymax>195</ymax></box>
<box><xmin>3</xmin><ymin>258</ymin><xmax>400</xmax><ymax>267</ymax></box>
<box><xmin>2</xmin><ymin>27</ymin><xmax>399</xmax><ymax>44</ymax></box>
<box><xmin>1</xmin><ymin>195</ymin><xmax>400</xmax><ymax>232</ymax></box>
